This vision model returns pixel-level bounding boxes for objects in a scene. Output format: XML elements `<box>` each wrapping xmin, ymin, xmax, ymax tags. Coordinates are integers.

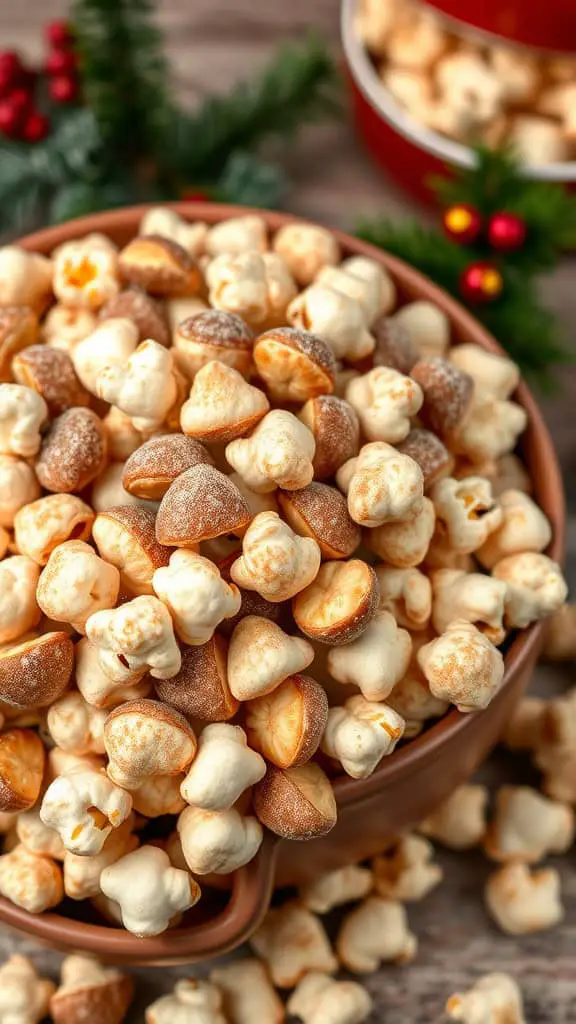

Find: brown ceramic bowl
<box><xmin>0</xmin><ymin>204</ymin><xmax>564</xmax><ymax>965</ymax></box>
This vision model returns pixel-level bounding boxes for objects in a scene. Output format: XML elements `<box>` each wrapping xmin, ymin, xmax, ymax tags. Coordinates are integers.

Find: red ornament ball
<box><xmin>45</xmin><ymin>49</ymin><xmax>77</xmax><ymax>77</ymax></box>
<box><xmin>459</xmin><ymin>261</ymin><xmax>503</xmax><ymax>304</ymax></box>
<box><xmin>0</xmin><ymin>98</ymin><xmax>22</xmax><ymax>138</ymax></box>
<box><xmin>21</xmin><ymin>111</ymin><xmax>50</xmax><ymax>143</ymax></box>
<box><xmin>45</xmin><ymin>20</ymin><xmax>74</xmax><ymax>49</ymax></box>
<box><xmin>49</xmin><ymin>75</ymin><xmax>79</xmax><ymax>104</ymax></box>
<box><xmin>443</xmin><ymin>203</ymin><xmax>482</xmax><ymax>245</ymax></box>
<box><xmin>488</xmin><ymin>211</ymin><xmax>527</xmax><ymax>252</ymax></box>
<box><xmin>0</xmin><ymin>51</ymin><xmax>23</xmax><ymax>85</ymax></box>
<box><xmin>8</xmin><ymin>88</ymin><xmax>32</xmax><ymax>117</ymax></box>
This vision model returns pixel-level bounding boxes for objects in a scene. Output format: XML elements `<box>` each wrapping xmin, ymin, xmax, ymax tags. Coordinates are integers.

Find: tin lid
<box><xmin>423</xmin><ymin>0</ymin><xmax>576</xmax><ymax>54</ymax></box>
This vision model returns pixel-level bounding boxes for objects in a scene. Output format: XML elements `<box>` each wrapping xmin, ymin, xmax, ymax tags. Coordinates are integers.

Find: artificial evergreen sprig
<box><xmin>357</xmin><ymin>146</ymin><xmax>575</xmax><ymax>385</ymax></box>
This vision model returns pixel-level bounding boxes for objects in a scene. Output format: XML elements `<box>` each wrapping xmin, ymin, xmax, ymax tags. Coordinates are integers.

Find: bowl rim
<box><xmin>1</xmin><ymin>200</ymin><xmax>565</xmax><ymax>959</ymax></box>
<box><xmin>341</xmin><ymin>0</ymin><xmax>576</xmax><ymax>182</ymax></box>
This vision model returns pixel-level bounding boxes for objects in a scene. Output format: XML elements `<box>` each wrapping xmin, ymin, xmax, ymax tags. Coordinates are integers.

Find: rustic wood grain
<box><xmin>2</xmin><ymin>1</ymin><xmax>576</xmax><ymax>1020</ymax></box>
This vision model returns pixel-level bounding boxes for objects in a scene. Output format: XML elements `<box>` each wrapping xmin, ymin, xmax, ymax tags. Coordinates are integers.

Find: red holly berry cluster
<box><xmin>0</xmin><ymin>20</ymin><xmax>78</xmax><ymax>145</ymax></box>
<box><xmin>442</xmin><ymin>202</ymin><xmax>527</xmax><ymax>304</ymax></box>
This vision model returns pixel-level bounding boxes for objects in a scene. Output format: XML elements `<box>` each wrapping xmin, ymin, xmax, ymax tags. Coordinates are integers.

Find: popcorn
<box><xmin>40</xmin><ymin>767</ymin><xmax>133</xmax><ymax>855</ymax></box>
<box><xmin>345</xmin><ymin>366</ymin><xmax>422</xmax><ymax>444</ymax></box>
<box><xmin>153</xmin><ymin>550</ymin><xmax>241</xmax><ymax>645</ymax></box>
<box><xmin>0</xmin><ymin>455</ymin><xmax>40</xmax><ymax>527</ymax></box>
<box><xmin>140</xmin><ymin>207</ymin><xmax>208</xmax><ymax>257</ymax></box>
<box><xmin>0</xmin><ymin>383</ymin><xmax>47</xmax><ymax>458</ymax></box>
<box><xmin>367</xmin><ymin>497</ymin><xmax>435</xmax><ymax>568</ymax></box>
<box><xmin>299</xmin><ymin>864</ymin><xmax>374</xmax><ymax>914</ymax></box>
<box><xmin>288</xmin><ymin>282</ymin><xmax>375</xmax><ymax>362</ymax></box>
<box><xmin>450</xmin><ymin>344</ymin><xmax>519</xmax><ymax>400</ymax></box>
<box><xmin>338</xmin><ymin>442</ymin><xmax>424</xmax><ymax>528</ymax></box>
<box><xmin>50</xmin><ymin>956</ymin><xmax>134</xmax><ymax>1024</ymax></box>
<box><xmin>46</xmin><ymin>690</ymin><xmax>107</xmax><ymax>756</ymax></box>
<box><xmin>431</xmin><ymin>568</ymin><xmax>507</xmax><ymax>643</ymax></box>
<box><xmin>321</xmin><ymin>695</ymin><xmax>404</xmax><ymax>778</ymax></box>
<box><xmin>230</xmin><ymin>511</ymin><xmax>321</xmax><ymax>602</ymax></box>
<box><xmin>418</xmin><ymin>620</ymin><xmax>505</xmax><ymax>712</ymax></box>
<box><xmin>206</xmin><ymin>214</ymin><xmax>267</xmax><ymax>257</ymax></box>
<box><xmin>155</xmin><ymin>635</ymin><xmax>239</xmax><ymax>723</ymax></box>
<box><xmin>0</xmin><ymin>844</ymin><xmax>63</xmax><ymax>913</ymax></box>
<box><xmin>228</xmin><ymin>615</ymin><xmax>314</xmax><ymax>700</ymax></box>
<box><xmin>261</xmin><ymin>252</ymin><xmax>299</xmax><ymax>325</ymax></box>
<box><xmin>287</xmin><ymin>973</ymin><xmax>373</xmax><ymax>1024</ymax></box>
<box><xmin>16</xmin><ymin>808</ymin><xmax>64</xmax><ymax>861</ymax></box>
<box><xmin>0</xmin><ymin>955</ymin><xmax>55</xmax><ymax>1024</ymax></box>
<box><xmin>253</xmin><ymin>762</ymin><xmax>337</xmax><ymax>840</ymax></box>
<box><xmin>146</xmin><ymin>980</ymin><xmax>226</xmax><ymax>1024</ymax></box>
<box><xmin>419</xmin><ymin>784</ymin><xmax>489</xmax><ymax>849</ymax></box>
<box><xmin>294</xmin><ymin>560</ymin><xmax>380</xmax><ymax>645</ymax></box>
<box><xmin>375</xmin><ymin>565</ymin><xmax>432</xmax><ymax>630</ymax></box>
<box><xmin>14</xmin><ymin>494</ymin><xmax>94</xmax><ymax>566</ymax></box>
<box><xmin>279</xmin><ymin>482</ymin><xmax>361</xmax><ymax>560</ymax></box>
<box><xmin>317</xmin><ymin>256</ymin><xmax>395</xmax><ymax>323</ymax></box>
<box><xmin>0</xmin><ymin>247</ymin><xmax>52</xmax><ymax>311</ymax></box>
<box><xmin>132</xmin><ymin>774</ymin><xmax>186</xmax><ymax>818</ymax></box>
<box><xmin>508</xmin><ymin>116</ymin><xmax>568</xmax><ymax>165</ymax></box>
<box><xmin>492</xmin><ymin>552</ymin><xmax>567</xmax><ymax>628</ymax></box>
<box><xmin>0</xmin><ymin>730</ymin><xmax>46</xmax><ymax>814</ymax></box>
<box><xmin>226</xmin><ymin>409</ymin><xmax>315</xmax><ymax>493</ymax></box>
<box><xmin>86</xmin><ymin>596</ymin><xmax>181</xmax><ymax>683</ymax></box>
<box><xmin>206</xmin><ymin>251</ymin><xmax>268</xmax><ymax>325</ymax></box>
<box><xmin>100</xmin><ymin>845</ymin><xmax>200</xmax><ymax>937</ymax></box>
<box><xmin>250</xmin><ymin>903</ymin><xmax>338</xmax><ymax>987</ymax></box>
<box><xmin>75</xmin><ymin>637</ymin><xmax>152</xmax><ymax>709</ymax></box>
<box><xmin>180</xmin><ymin>724</ymin><xmax>266</xmax><ymax>810</ymax></box>
<box><xmin>328</xmin><ymin>610</ymin><xmax>412</xmax><ymax>702</ymax></box>
<box><xmin>476</xmin><ymin>490</ymin><xmax>553</xmax><ymax>570</ymax></box>
<box><xmin>436</xmin><ymin>52</ymin><xmax>504</xmax><ymax>126</ymax></box>
<box><xmin>454</xmin><ymin>396</ymin><xmax>528</xmax><ymax>463</ymax></box>
<box><xmin>484</xmin><ymin>785</ymin><xmax>574</xmax><ymax>864</ymax></box>
<box><xmin>543</xmin><ymin>604</ymin><xmax>576</xmax><ymax>661</ymax></box>
<box><xmin>63</xmin><ymin>820</ymin><xmax>138</xmax><ymax>900</ymax></box>
<box><xmin>123</xmin><ymin>433</ymin><xmax>213</xmax><ymax>500</ymax></box>
<box><xmin>273</xmin><ymin>222</ymin><xmax>340</xmax><ymax>286</ymax></box>
<box><xmin>446</xmin><ymin>973</ymin><xmax>525</xmax><ymax>1024</ymax></box>
<box><xmin>391</xmin><ymin>301</ymin><xmax>450</xmax><ymax>360</ymax></box>
<box><xmin>42</xmin><ymin>304</ymin><xmax>97</xmax><ymax>352</ymax></box>
<box><xmin>430</xmin><ymin>476</ymin><xmax>502</xmax><ymax>554</ymax></box>
<box><xmin>118</xmin><ymin>235</ymin><xmax>201</xmax><ymax>297</ymax></box>
<box><xmin>0</xmin><ymin>555</ymin><xmax>41</xmax><ymax>644</ymax></box>
<box><xmin>336</xmin><ymin>897</ymin><xmax>417</xmax><ymax>972</ymax></box>
<box><xmin>178</xmin><ymin>804</ymin><xmax>263</xmax><ymax>874</ymax></box>
<box><xmin>103</xmin><ymin>699</ymin><xmax>196</xmax><ymax>790</ymax></box>
<box><xmin>245</xmin><ymin>674</ymin><xmax>328</xmax><ymax>768</ymax></box>
<box><xmin>95</xmin><ymin>339</ymin><xmax>177</xmax><ymax>432</ymax></box>
<box><xmin>180</xmin><ymin>359</ymin><xmax>269</xmax><ymax>442</ymax></box>
<box><xmin>103</xmin><ymin>405</ymin><xmax>145</xmax><ymax>462</ymax></box>
<box><xmin>53</xmin><ymin>235</ymin><xmax>119</xmax><ymax>309</ymax></box>
<box><xmin>37</xmin><ymin>540</ymin><xmax>120</xmax><ymax>634</ymax></box>
<box><xmin>372</xmin><ymin>834</ymin><xmax>443</xmax><ymax>901</ymax></box>
<box><xmin>485</xmin><ymin>862</ymin><xmax>563</xmax><ymax>935</ymax></box>
<box><xmin>210</xmin><ymin>959</ymin><xmax>285</xmax><ymax>1024</ymax></box>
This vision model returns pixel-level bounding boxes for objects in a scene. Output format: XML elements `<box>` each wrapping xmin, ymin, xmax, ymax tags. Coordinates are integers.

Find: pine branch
<box><xmin>211</xmin><ymin>151</ymin><xmax>287</xmax><ymax>209</ymax></box>
<box><xmin>71</xmin><ymin>0</ymin><xmax>175</xmax><ymax>164</ymax></box>
<box><xmin>167</xmin><ymin>34</ymin><xmax>340</xmax><ymax>180</ymax></box>
<box><xmin>357</xmin><ymin>218</ymin><xmax>468</xmax><ymax>294</ymax></box>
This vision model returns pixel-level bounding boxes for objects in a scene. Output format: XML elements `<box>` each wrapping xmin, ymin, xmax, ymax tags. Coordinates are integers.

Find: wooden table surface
<box><xmin>2</xmin><ymin>2</ymin><xmax>576</xmax><ymax>1021</ymax></box>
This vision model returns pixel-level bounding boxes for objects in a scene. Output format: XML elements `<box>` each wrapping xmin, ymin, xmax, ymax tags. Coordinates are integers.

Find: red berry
<box><xmin>45</xmin><ymin>49</ymin><xmax>77</xmax><ymax>76</ymax></box>
<box><xmin>49</xmin><ymin>74</ymin><xmax>78</xmax><ymax>104</ymax></box>
<box><xmin>21</xmin><ymin>111</ymin><xmax>50</xmax><ymax>143</ymax></box>
<box><xmin>0</xmin><ymin>98</ymin><xmax>22</xmax><ymax>137</ymax></box>
<box><xmin>8</xmin><ymin>88</ymin><xmax>32</xmax><ymax>117</ymax></box>
<box><xmin>45</xmin><ymin>20</ymin><xmax>74</xmax><ymax>49</ymax></box>
<box><xmin>0</xmin><ymin>67</ymin><xmax>16</xmax><ymax>98</ymax></box>
<box><xmin>0</xmin><ymin>51</ymin><xmax>23</xmax><ymax>84</ymax></box>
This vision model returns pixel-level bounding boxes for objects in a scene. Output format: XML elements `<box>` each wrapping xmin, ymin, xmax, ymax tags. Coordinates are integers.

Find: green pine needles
<box><xmin>0</xmin><ymin>0</ymin><xmax>339</xmax><ymax>231</ymax></box>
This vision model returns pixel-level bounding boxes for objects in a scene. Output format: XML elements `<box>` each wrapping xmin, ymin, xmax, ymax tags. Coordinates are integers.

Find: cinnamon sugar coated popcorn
<box><xmin>0</xmin><ymin>211</ymin><xmax>563</xmax><ymax>941</ymax></box>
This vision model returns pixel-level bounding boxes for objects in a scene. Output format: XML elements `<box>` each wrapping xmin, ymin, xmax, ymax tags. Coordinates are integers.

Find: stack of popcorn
<box><xmin>356</xmin><ymin>0</ymin><xmax>576</xmax><ymax>165</ymax></box>
<box><xmin>0</xmin><ymin>206</ymin><xmax>568</xmax><ymax>948</ymax></box>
